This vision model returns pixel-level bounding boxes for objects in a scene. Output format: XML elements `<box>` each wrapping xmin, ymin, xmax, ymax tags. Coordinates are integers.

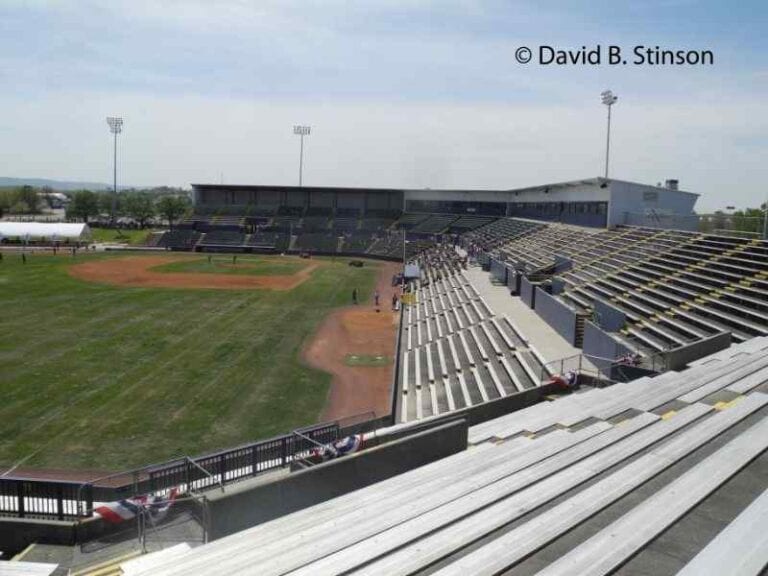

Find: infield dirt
<box><xmin>68</xmin><ymin>254</ymin><xmax>320</xmax><ymax>290</ymax></box>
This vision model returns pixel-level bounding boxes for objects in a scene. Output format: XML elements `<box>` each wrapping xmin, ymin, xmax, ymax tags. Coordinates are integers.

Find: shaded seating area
<box><xmin>156</xmin><ymin>229</ymin><xmax>202</xmax><ymax>250</ymax></box>
<box><xmin>198</xmin><ymin>230</ymin><xmax>246</xmax><ymax>247</ymax></box>
<box><xmin>292</xmin><ymin>232</ymin><xmax>339</xmax><ymax>253</ymax></box>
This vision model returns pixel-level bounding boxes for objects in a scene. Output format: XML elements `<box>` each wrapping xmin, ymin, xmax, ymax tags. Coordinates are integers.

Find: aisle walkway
<box><xmin>464</xmin><ymin>265</ymin><xmax>598</xmax><ymax>373</ymax></box>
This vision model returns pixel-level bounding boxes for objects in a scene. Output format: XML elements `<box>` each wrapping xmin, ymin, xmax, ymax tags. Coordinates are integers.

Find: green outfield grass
<box><xmin>90</xmin><ymin>228</ymin><xmax>158</xmax><ymax>245</ymax></box>
<box><xmin>0</xmin><ymin>253</ymin><xmax>378</xmax><ymax>470</ymax></box>
<box><xmin>151</xmin><ymin>256</ymin><xmax>305</xmax><ymax>276</ymax></box>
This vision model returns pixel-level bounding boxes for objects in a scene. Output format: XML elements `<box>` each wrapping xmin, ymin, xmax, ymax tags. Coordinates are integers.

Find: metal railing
<box><xmin>1</xmin><ymin>422</ymin><xmax>339</xmax><ymax>521</ymax></box>
<box><xmin>540</xmin><ymin>350</ymin><xmax>669</xmax><ymax>386</ymax></box>
<box><xmin>0</xmin><ymin>477</ymin><xmax>93</xmax><ymax>520</ymax></box>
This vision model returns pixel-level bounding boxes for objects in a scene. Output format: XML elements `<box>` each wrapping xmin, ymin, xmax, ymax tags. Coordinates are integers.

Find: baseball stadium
<box><xmin>2</xmin><ymin>177</ymin><xmax>768</xmax><ymax>575</ymax></box>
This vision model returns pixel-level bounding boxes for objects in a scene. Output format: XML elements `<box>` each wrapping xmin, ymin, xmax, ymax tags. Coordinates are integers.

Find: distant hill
<box><xmin>0</xmin><ymin>177</ymin><xmax>121</xmax><ymax>191</ymax></box>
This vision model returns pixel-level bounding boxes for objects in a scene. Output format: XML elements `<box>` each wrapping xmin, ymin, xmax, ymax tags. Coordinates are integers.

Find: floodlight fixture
<box><xmin>107</xmin><ymin>116</ymin><xmax>123</xmax><ymax>134</ymax></box>
<box><xmin>106</xmin><ymin>116</ymin><xmax>124</xmax><ymax>220</ymax></box>
<box><xmin>293</xmin><ymin>125</ymin><xmax>311</xmax><ymax>186</ymax></box>
<box><xmin>600</xmin><ymin>90</ymin><xmax>618</xmax><ymax>178</ymax></box>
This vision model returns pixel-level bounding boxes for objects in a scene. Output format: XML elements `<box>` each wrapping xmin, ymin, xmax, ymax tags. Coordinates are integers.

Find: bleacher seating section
<box><xmin>246</xmin><ymin>231</ymin><xmax>290</xmax><ymax>252</ymax></box>
<box><xmin>341</xmin><ymin>232</ymin><xmax>376</xmax><ymax>253</ymax></box>
<box><xmin>462</xmin><ymin>217</ymin><xmax>544</xmax><ymax>251</ymax></box>
<box><xmin>332</xmin><ymin>213</ymin><xmax>360</xmax><ymax>231</ymax></box>
<box><xmin>410</xmin><ymin>214</ymin><xmax>459</xmax><ymax>234</ymax></box>
<box><xmin>156</xmin><ymin>229</ymin><xmax>201</xmax><ymax>250</ymax></box>
<box><xmin>396</xmin><ymin>213</ymin><xmax>429</xmax><ymax>230</ymax></box>
<box><xmin>447</xmin><ymin>214</ymin><xmax>496</xmax><ymax>232</ymax></box>
<box><xmin>399</xmin><ymin>246</ymin><xmax>548</xmax><ymax>422</ymax></box>
<box><xmin>198</xmin><ymin>230</ymin><xmax>246</xmax><ymax>247</ymax></box>
<box><xmin>128</xmin><ymin>336</ymin><xmax>768</xmax><ymax>576</ymax></box>
<box><xmin>466</xmin><ymin>219</ymin><xmax>768</xmax><ymax>358</ymax></box>
<box><xmin>293</xmin><ymin>232</ymin><xmax>339</xmax><ymax>253</ymax></box>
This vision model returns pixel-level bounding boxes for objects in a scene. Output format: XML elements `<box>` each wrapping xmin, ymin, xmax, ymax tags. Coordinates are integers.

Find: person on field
<box><xmin>392</xmin><ymin>293</ymin><xmax>398</xmax><ymax>311</ymax></box>
<box><xmin>352</xmin><ymin>288</ymin><xmax>358</xmax><ymax>305</ymax></box>
<box><xmin>374</xmin><ymin>290</ymin><xmax>380</xmax><ymax>308</ymax></box>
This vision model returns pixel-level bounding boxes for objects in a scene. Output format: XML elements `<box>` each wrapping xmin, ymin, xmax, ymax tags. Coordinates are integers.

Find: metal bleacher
<box><xmin>555</xmin><ymin>231</ymin><xmax>768</xmax><ymax>355</ymax></box>
<box><xmin>461</xmin><ymin>217</ymin><xmax>545</xmax><ymax>251</ymax></box>
<box><xmin>399</xmin><ymin>245</ymin><xmax>549</xmax><ymax>423</ymax></box>
<box><xmin>127</xmin><ymin>336</ymin><xmax>768</xmax><ymax>576</ymax></box>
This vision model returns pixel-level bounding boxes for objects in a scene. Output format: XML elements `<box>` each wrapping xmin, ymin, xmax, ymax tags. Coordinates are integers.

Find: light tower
<box><xmin>293</xmin><ymin>125</ymin><xmax>311</xmax><ymax>187</ymax></box>
<box><xmin>106</xmin><ymin>116</ymin><xmax>123</xmax><ymax>221</ymax></box>
<box><xmin>600</xmin><ymin>90</ymin><xmax>618</xmax><ymax>179</ymax></box>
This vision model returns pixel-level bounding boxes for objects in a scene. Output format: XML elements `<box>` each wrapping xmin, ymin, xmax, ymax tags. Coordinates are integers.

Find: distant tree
<box><xmin>156</xmin><ymin>195</ymin><xmax>189</xmax><ymax>229</ymax></box>
<box><xmin>98</xmin><ymin>191</ymin><xmax>123</xmax><ymax>222</ymax></box>
<box><xmin>711</xmin><ymin>210</ymin><xmax>727</xmax><ymax>232</ymax></box>
<box><xmin>41</xmin><ymin>185</ymin><xmax>54</xmax><ymax>209</ymax></box>
<box><xmin>0</xmin><ymin>189</ymin><xmax>11</xmax><ymax>218</ymax></box>
<box><xmin>123</xmin><ymin>192</ymin><xmax>155</xmax><ymax>228</ymax></box>
<box><xmin>15</xmin><ymin>185</ymin><xmax>40</xmax><ymax>213</ymax></box>
<box><xmin>67</xmin><ymin>190</ymin><xmax>100</xmax><ymax>223</ymax></box>
<box><xmin>732</xmin><ymin>207</ymin><xmax>764</xmax><ymax>235</ymax></box>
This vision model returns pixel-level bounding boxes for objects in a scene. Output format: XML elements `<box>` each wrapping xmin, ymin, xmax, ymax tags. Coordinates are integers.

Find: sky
<box><xmin>0</xmin><ymin>0</ymin><xmax>766</xmax><ymax>211</ymax></box>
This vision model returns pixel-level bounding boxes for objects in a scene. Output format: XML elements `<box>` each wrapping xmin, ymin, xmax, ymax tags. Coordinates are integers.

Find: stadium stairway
<box><xmin>123</xmin><ymin>335</ymin><xmax>768</xmax><ymax>575</ymax></box>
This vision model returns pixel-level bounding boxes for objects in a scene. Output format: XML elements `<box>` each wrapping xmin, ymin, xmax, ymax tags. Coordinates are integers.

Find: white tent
<box><xmin>0</xmin><ymin>222</ymin><xmax>91</xmax><ymax>241</ymax></box>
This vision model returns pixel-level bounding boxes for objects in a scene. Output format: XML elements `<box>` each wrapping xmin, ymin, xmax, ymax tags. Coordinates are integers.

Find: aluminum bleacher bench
<box><xmin>427</xmin><ymin>397</ymin><xmax>767</xmax><ymax>576</ymax></box>
<box><xmin>470</xmin><ymin>366</ymin><xmax>489</xmax><ymax>402</ymax></box>
<box><xmin>280</xmin><ymin>422</ymin><xmax>619</xmax><ymax>576</ymax></box>
<box><xmin>348</xmin><ymin>412</ymin><xmax>673</xmax><ymax>576</ymax></box>
<box><xmin>676</xmin><ymin>487</ymin><xmax>768</xmax><ymax>576</ymax></box>
<box><xmin>531</xmin><ymin>399</ymin><xmax>768</xmax><ymax>576</ymax></box>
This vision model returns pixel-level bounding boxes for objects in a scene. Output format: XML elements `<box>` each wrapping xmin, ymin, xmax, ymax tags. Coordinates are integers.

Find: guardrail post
<box><xmin>56</xmin><ymin>484</ymin><xmax>64</xmax><ymax>520</ymax></box>
<box><xmin>85</xmin><ymin>484</ymin><xmax>93</xmax><ymax>519</ymax></box>
<box><xmin>185</xmin><ymin>459</ymin><xmax>192</xmax><ymax>492</ymax></box>
<box><xmin>16</xmin><ymin>481</ymin><xmax>25</xmax><ymax>518</ymax></box>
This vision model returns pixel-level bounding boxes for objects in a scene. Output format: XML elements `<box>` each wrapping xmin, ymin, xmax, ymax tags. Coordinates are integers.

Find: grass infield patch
<box><xmin>344</xmin><ymin>354</ymin><xmax>391</xmax><ymax>367</ymax></box>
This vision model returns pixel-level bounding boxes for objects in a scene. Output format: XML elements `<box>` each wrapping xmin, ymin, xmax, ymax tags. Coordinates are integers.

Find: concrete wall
<box><xmin>490</xmin><ymin>257</ymin><xmax>507</xmax><ymax>284</ymax></box>
<box><xmin>520</xmin><ymin>277</ymin><xmax>536</xmax><ymax>308</ymax></box>
<box><xmin>663</xmin><ymin>332</ymin><xmax>732</xmax><ymax>371</ymax></box>
<box><xmin>608</xmin><ymin>180</ymin><xmax>699</xmax><ymax>228</ymax></box>
<box><xmin>404</xmin><ymin>182</ymin><xmax>609</xmax><ymax>205</ymax></box>
<box><xmin>582</xmin><ymin>320</ymin><xmax>632</xmax><ymax>373</ymax></box>
<box><xmin>535</xmin><ymin>288</ymin><xmax>577</xmax><ymax>345</ymax></box>
<box><xmin>553</xmin><ymin>255</ymin><xmax>573</xmax><ymax>274</ymax></box>
<box><xmin>593</xmin><ymin>298</ymin><xmax>626</xmax><ymax>332</ymax></box>
<box><xmin>0</xmin><ymin>518</ymin><xmax>77</xmax><ymax>554</ymax></box>
<box><xmin>507</xmin><ymin>269</ymin><xmax>520</xmax><ymax>294</ymax></box>
<box><xmin>205</xmin><ymin>419</ymin><xmax>468</xmax><ymax>540</ymax></box>
<box><xmin>551</xmin><ymin>277</ymin><xmax>566</xmax><ymax>295</ymax></box>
